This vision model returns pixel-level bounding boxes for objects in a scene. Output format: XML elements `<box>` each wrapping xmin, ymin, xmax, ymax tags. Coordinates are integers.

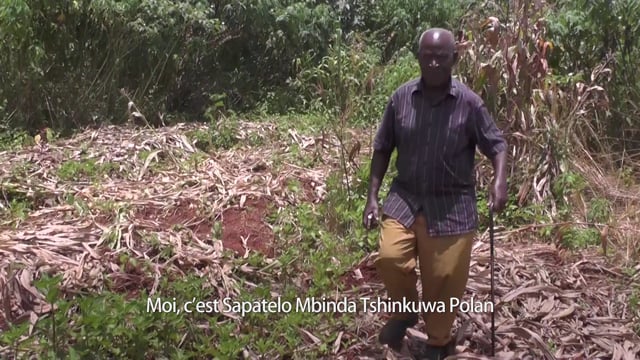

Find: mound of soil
<box><xmin>221</xmin><ymin>197</ymin><xmax>275</xmax><ymax>257</ymax></box>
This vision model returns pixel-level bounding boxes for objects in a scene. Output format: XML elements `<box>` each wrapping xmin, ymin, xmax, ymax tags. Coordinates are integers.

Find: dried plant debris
<box><xmin>337</xmin><ymin>240</ymin><xmax>640</xmax><ymax>360</ymax></box>
<box><xmin>0</xmin><ymin>122</ymin><xmax>333</xmax><ymax>330</ymax></box>
<box><xmin>1</xmin><ymin>122</ymin><xmax>639</xmax><ymax>359</ymax></box>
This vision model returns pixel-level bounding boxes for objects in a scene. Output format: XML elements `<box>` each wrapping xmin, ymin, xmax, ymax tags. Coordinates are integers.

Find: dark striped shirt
<box><xmin>373</xmin><ymin>77</ymin><xmax>507</xmax><ymax>236</ymax></box>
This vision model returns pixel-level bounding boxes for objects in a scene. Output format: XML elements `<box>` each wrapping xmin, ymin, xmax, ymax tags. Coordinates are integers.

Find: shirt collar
<box><xmin>411</xmin><ymin>76</ymin><xmax>459</xmax><ymax>98</ymax></box>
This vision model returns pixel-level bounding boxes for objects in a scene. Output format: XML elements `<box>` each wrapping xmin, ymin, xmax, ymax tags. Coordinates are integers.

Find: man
<box><xmin>363</xmin><ymin>28</ymin><xmax>508</xmax><ymax>359</ymax></box>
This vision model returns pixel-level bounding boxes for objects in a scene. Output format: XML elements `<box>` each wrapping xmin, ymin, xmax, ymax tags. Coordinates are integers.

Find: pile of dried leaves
<box><xmin>340</xmin><ymin>238</ymin><xmax>640</xmax><ymax>359</ymax></box>
<box><xmin>0</xmin><ymin>121</ymin><xmax>336</xmax><ymax>335</ymax></box>
<box><xmin>1</xmin><ymin>121</ymin><xmax>639</xmax><ymax>359</ymax></box>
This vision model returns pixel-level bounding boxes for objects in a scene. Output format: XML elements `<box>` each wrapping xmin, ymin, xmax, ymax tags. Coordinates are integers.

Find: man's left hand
<box><xmin>489</xmin><ymin>181</ymin><xmax>507</xmax><ymax>213</ymax></box>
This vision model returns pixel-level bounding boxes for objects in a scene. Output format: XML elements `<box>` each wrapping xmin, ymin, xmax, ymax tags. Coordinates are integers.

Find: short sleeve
<box><xmin>470</xmin><ymin>101</ymin><xmax>507</xmax><ymax>157</ymax></box>
<box><xmin>373</xmin><ymin>98</ymin><xmax>396</xmax><ymax>153</ymax></box>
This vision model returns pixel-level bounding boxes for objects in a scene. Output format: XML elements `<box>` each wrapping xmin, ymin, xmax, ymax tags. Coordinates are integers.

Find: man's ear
<box><xmin>451</xmin><ymin>51</ymin><xmax>459</xmax><ymax>65</ymax></box>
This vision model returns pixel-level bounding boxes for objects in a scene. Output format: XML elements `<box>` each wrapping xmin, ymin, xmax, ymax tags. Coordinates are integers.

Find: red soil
<box><xmin>221</xmin><ymin>197</ymin><xmax>275</xmax><ymax>257</ymax></box>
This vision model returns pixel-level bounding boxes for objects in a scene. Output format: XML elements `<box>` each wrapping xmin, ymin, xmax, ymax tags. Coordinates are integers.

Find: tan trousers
<box><xmin>374</xmin><ymin>213</ymin><xmax>475</xmax><ymax>346</ymax></box>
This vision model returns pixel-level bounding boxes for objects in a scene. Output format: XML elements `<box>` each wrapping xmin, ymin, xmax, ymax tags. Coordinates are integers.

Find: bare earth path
<box><xmin>1</xmin><ymin>122</ymin><xmax>638</xmax><ymax>359</ymax></box>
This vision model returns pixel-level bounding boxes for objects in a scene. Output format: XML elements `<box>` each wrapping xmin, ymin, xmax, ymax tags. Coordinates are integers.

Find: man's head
<box><xmin>417</xmin><ymin>28</ymin><xmax>458</xmax><ymax>88</ymax></box>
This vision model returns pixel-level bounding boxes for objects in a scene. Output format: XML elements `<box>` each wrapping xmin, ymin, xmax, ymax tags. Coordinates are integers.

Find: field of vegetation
<box><xmin>1</xmin><ymin>0</ymin><xmax>640</xmax><ymax>359</ymax></box>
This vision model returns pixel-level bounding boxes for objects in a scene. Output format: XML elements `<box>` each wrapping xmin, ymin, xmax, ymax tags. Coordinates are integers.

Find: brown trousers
<box><xmin>374</xmin><ymin>213</ymin><xmax>475</xmax><ymax>346</ymax></box>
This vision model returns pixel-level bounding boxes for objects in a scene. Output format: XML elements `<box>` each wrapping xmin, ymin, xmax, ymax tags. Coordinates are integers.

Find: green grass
<box><xmin>57</xmin><ymin>159</ymin><xmax>119</xmax><ymax>182</ymax></box>
<box><xmin>1</xmin><ymin>198</ymin><xmax>31</xmax><ymax>226</ymax></box>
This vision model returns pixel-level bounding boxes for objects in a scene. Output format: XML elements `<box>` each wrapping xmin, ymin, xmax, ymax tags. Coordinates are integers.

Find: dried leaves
<box><xmin>0</xmin><ymin>121</ymin><xmax>333</xmax><ymax>341</ymax></box>
<box><xmin>335</xmin><ymin>240</ymin><xmax>639</xmax><ymax>359</ymax></box>
<box><xmin>452</xmin><ymin>240</ymin><xmax>638</xmax><ymax>359</ymax></box>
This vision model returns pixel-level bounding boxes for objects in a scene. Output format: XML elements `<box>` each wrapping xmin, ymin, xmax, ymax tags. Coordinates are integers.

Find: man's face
<box><xmin>418</xmin><ymin>42</ymin><xmax>457</xmax><ymax>87</ymax></box>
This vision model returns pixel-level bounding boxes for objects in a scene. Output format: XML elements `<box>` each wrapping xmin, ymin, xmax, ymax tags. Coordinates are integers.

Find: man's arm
<box><xmin>366</xmin><ymin>149</ymin><xmax>393</xmax><ymax>202</ymax></box>
<box><xmin>490</xmin><ymin>150</ymin><xmax>508</xmax><ymax>212</ymax></box>
<box><xmin>471</xmin><ymin>100</ymin><xmax>509</xmax><ymax>212</ymax></box>
<box><xmin>368</xmin><ymin>96</ymin><xmax>397</xmax><ymax>200</ymax></box>
<box><xmin>364</xmin><ymin>97</ymin><xmax>396</xmax><ymax>228</ymax></box>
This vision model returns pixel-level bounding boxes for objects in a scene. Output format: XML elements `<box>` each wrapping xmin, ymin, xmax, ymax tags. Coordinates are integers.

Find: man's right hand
<box><xmin>363</xmin><ymin>198</ymin><xmax>380</xmax><ymax>230</ymax></box>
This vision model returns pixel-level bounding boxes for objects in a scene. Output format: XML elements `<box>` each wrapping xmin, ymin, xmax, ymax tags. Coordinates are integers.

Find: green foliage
<box><xmin>546</xmin><ymin>0</ymin><xmax>640</xmax><ymax>150</ymax></box>
<box><xmin>486</xmin><ymin>193</ymin><xmax>549</xmax><ymax>229</ymax></box>
<box><xmin>291</xmin><ymin>35</ymin><xmax>378</xmax><ymax>119</ymax></box>
<box><xmin>4</xmin><ymin>199</ymin><xmax>30</xmax><ymax>222</ymax></box>
<box><xmin>546</xmin><ymin>0</ymin><xmax>640</xmax><ymax>77</ymax></box>
<box><xmin>336</xmin><ymin>0</ymin><xmax>474</xmax><ymax>61</ymax></box>
<box><xmin>57</xmin><ymin>159</ymin><xmax>118</xmax><ymax>182</ymax></box>
<box><xmin>0</xmin><ymin>129</ymin><xmax>33</xmax><ymax>151</ymax></box>
<box><xmin>552</xmin><ymin>171</ymin><xmax>586</xmax><ymax>203</ymax></box>
<box><xmin>560</xmin><ymin>227</ymin><xmax>600</xmax><ymax>250</ymax></box>
<box><xmin>3</xmin><ymin>0</ymin><xmax>636</xmax><ymax>160</ymax></box>
<box><xmin>619</xmin><ymin>166</ymin><xmax>637</xmax><ymax>187</ymax></box>
<box><xmin>587</xmin><ymin>198</ymin><xmax>611</xmax><ymax>224</ymax></box>
<box><xmin>0</xmin><ymin>0</ymin><xmax>342</xmax><ymax>131</ymax></box>
<box><xmin>321</xmin><ymin>166</ymin><xmax>378</xmax><ymax>251</ymax></box>
<box><xmin>208</xmin><ymin>116</ymin><xmax>239</xmax><ymax>150</ymax></box>
<box><xmin>3</xmin><ymin>271</ymin><xmax>332</xmax><ymax>358</ymax></box>
<box><xmin>187</xmin><ymin>119</ymin><xmax>240</xmax><ymax>153</ymax></box>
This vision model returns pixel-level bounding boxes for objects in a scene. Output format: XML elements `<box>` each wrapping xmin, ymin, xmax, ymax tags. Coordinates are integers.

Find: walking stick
<box><xmin>489</xmin><ymin>205</ymin><xmax>496</xmax><ymax>357</ymax></box>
